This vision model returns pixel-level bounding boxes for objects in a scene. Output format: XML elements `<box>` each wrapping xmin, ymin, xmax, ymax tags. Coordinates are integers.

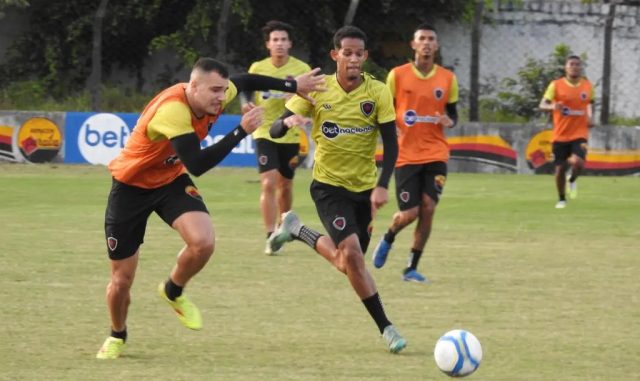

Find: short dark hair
<box><xmin>333</xmin><ymin>25</ymin><xmax>367</xmax><ymax>49</ymax></box>
<box><xmin>262</xmin><ymin>20</ymin><xmax>293</xmax><ymax>42</ymax></box>
<box><xmin>566</xmin><ymin>55</ymin><xmax>581</xmax><ymax>63</ymax></box>
<box><xmin>414</xmin><ymin>22</ymin><xmax>437</xmax><ymax>34</ymax></box>
<box><xmin>192</xmin><ymin>57</ymin><xmax>229</xmax><ymax>78</ymax></box>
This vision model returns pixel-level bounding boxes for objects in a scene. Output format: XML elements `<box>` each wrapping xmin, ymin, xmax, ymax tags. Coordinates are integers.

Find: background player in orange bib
<box><xmin>371</xmin><ymin>23</ymin><xmax>459</xmax><ymax>283</ymax></box>
<box><xmin>539</xmin><ymin>55</ymin><xmax>594</xmax><ymax>209</ymax></box>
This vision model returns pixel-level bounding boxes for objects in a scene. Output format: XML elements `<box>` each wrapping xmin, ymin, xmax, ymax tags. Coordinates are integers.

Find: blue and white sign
<box><xmin>64</xmin><ymin>112</ymin><xmax>257</xmax><ymax>167</ymax></box>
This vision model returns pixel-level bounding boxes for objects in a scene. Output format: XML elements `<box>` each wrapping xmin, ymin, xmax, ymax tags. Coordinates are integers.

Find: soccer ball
<box><xmin>434</xmin><ymin>329</ymin><xmax>483</xmax><ymax>377</ymax></box>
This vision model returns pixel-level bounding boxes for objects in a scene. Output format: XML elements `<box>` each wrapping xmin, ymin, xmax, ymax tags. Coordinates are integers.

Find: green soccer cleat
<box><xmin>158</xmin><ymin>282</ymin><xmax>202</xmax><ymax>330</ymax></box>
<box><xmin>382</xmin><ymin>325</ymin><xmax>407</xmax><ymax>354</ymax></box>
<box><xmin>96</xmin><ymin>336</ymin><xmax>125</xmax><ymax>359</ymax></box>
<box><xmin>267</xmin><ymin>211</ymin><xmax>300</xmax><ymax>253</ymax></box>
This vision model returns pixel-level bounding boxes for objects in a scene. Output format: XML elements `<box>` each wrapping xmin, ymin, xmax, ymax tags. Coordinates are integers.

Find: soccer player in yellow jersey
<box><xmin>539</xmin><ymin>55</ymin><xmax>594</xmax><ymax>209</ymax></box>
<box><xmin>96</xmin><ymin>57</ymin><xmax>325</xmax><ymax>359</ymax></box>
<box><xmin>267</xmin><ymin>26</ymin><xmax>407</xmax><ymax>353</ymax></box>
<box><xmin>244</xmin><ymin>21</ymin><xmax>312</xmax><ymax>255</ymax></box>
<box><xmin>372</xmin><ymin>23</ymin><xmax>459</xmax><ymax>283</ymax></box>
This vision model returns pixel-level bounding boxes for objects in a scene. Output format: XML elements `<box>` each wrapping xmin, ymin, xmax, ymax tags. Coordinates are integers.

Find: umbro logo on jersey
<box><xmin>360</xmin><ymin>101</ymin><xmax>375</xmax><ymax>117</ymax></box>
<box><xmin>322</xmin><ymin>104</ymin><xmax>332</xmax><ymax>110</ymax></box>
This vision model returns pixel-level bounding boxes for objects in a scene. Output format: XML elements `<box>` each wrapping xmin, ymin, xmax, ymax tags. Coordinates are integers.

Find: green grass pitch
<box><xmin>0</xmin><ymin>164</ymin><xmax>638</xmax><ymax>380</ymax></box>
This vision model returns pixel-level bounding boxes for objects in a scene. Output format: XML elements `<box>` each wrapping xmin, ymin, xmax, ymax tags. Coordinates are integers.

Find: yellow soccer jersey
<box><xmin>248</xmin><ymin>56</ymin><xmax>311</xmax><ymax>143</ymax></box>
<box><xmin>286</xmin><ymin>73</ymin><xmax>396</xmax><ymax>192</ymax></box>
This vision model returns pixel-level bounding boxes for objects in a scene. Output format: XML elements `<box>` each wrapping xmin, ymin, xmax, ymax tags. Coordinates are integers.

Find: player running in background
<box><xmin>243</xmin><ymin>20</ymin><xmax>312</xmax><ymax>255</ymax></box>
<box><xmin>539</xmin><ymin>55</ymin><xmax>594</xmax><ymax>209</ymax></box>
<box><xmin>267</xmin><ymin>26</ymin><xmax>406</xmax><ymax>353</ymax></box>
<box><xmin>371</xmin><ymin>23</ymin><xmax>458</xmax><ymax>283</ymax></box>
<box><xmin>96</xmin><ymin>57</ymin><xmax>325</xmax><ymax>359</ymax></box>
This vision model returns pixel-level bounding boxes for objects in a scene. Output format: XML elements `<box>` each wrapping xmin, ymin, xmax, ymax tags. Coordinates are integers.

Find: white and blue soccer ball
<box><xmin>434</xmin><ymin>329</ymin><xmax>483</xmax><ymax>377</ymax></box>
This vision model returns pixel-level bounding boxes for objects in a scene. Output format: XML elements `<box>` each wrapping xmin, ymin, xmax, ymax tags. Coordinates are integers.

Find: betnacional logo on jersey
<box><xmin>561</xmin><ymin>107</ymin><xmax>586</xmax><ymax>117</ymax></box>
<box><xmin>434</xmin><ymin>88</ymin><xmax>445</xmax><ymax>100</ymax></box>
<box><xmin>403</xmin><ymin>109</ymin><xmax>439</xmax><ymax>127</ymax></box>
<box><xmin>332</xmin><ymin>216</ymin><xmax>346</xmax><ymax>231</ymax></box>
<box><xmin>320</xmin><ymin>121</ymin><xmax>374</xmax><ymax>139</ymax></box>
<box><xmin>360</xmin><ymin>101</ymin><xmax>375</xmax><ymax>117</ymax></box>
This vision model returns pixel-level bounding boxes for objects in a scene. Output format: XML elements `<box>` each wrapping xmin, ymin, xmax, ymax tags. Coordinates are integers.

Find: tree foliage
<box><xmin>483</xmin><ymin>44</ymin><xmax>588</xmax><ymax>121</ymax></box>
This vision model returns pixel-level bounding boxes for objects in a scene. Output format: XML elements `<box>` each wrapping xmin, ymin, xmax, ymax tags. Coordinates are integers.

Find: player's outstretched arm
<box><xmin>294</xmin><ymin>68</ymin><xmax>327</xmax><ymax>105</ymax></box>
<box><xmin>270</xmin><ymin>109</ymin><xmax>313</xmax><ymax>139</ymax></box>
<box><xmin>371</xmin><ymin>121</ymin><xmax>398</xmax><ymax>210</ymax></box>
<box><xmin>171</xmin><ymin>107</ymin><xmax>264</xmax><ymax>176</ymax></box>
<box><xmin>230</xmin><ymin>70</ymin><xmax>325</xmax><ymax>98</ymax></box>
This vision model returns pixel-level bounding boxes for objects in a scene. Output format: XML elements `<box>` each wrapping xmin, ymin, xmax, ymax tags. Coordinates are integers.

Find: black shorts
<box><xmin>255</xmin><ymin>138</ymin><xmax>300</xmax><ymax>179</ymax></box>
<box><xmin>552</xmin><ymin>138</ymin><xmax>588</xmax><ymax>165</ymax></box>
<box><xmin>394</xmin><ymin>161</ymin><xmax>448</xmax><ymax>209</ymax></box>
<box><xmin>310</xmin><ymin>180</ymin><xmax>373</xmax><ymax>253</ymax></box>
<box><xmin>104</xmin><ymin>174</ymin><xmax>209</xmax><ymax>260</ymax></box>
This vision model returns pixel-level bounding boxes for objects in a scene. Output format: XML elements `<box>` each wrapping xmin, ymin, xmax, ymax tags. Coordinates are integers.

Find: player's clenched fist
<box><xmin>240</xmin><ymin>106</ymin><xmax>264</xmax><ymax>134</ymax></box>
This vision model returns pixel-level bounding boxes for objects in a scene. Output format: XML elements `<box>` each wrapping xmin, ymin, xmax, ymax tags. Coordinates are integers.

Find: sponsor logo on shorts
<box><xmin>360</xmin><ymin>101</ymin><xmax>375</xmax><ymax>117</ymax></box>
<box><xmin>259</xmin><ymin>155</ymin><xmax>268</xmax><ymax>166</ymax></box>
<box><xmin>107</xmin><ymin>237</ymin><xmax>118</xmax><ymax>251</ymax></box>
<box><xmin>434</xmin><ymin>175</ymin><xmax>446</xmax><ymax>192</ymax></box>
<box><xmin>332</xmin><ymin>216</ymin><xmax>346</xmax><ymax>231</ymax></box>
<box><xmin>400</xmin><ymin>191</ymin><xmax>410</xmax><ymax>203</ymax></box>
<box><xmin>185</xmin><ymin>185</ymin><xmax>202</xmax><ymax>201</ymax></box>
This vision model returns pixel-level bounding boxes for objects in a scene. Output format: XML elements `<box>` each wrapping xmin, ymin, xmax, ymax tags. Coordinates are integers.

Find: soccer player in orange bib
<box><xmin>539</xmin><ymin>55</ymin><xmax>594</xmax><ymax>209</ymax></box>
<box><xmin>96</xmin><ymin>57</ymin><xmax>325</xmax><ymax>359</ymax></box>
<box><xmin>371</xmin><ymin>23</ymin><xmax>459</xmax><ymax>283</ymax></box>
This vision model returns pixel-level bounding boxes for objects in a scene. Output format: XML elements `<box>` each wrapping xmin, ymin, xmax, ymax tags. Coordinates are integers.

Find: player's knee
<box><xmin>108</xmin><ymin>275</ymin><xmax>133</xmax><ymax>294</ymax></box>
<box><xmin>189</xmin><ymin>236</ymin><xmax>215</xmax><ymax>258</ymax></box>
<box><xmin>342</xmin><ymin>248</ymin><xmax>364</xmax><ymax>271</ymax></box>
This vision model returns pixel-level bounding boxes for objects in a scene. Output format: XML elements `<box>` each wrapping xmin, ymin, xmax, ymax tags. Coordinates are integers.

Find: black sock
<box><xmin>266</xmin><ymin>232</ymin><xmax>273</xmax><ymax>239</ymax></box>
<box><xmin>111</xmin><ymin>328</ymin><xmax>127</xmax><ymax>343</ymax></box>
<box><xmin>295</xmin><ymin>225</ymin><xmax>322</xmax><ymax>250</ymax></box>
<box><xmin>569</xmin><ymin>175</ymin><xmax>577</xmax><ymax>183</ymax></box>
<box><xmin>362</xmin><ymin>292</ymin><xmax>392</xmax><ymax>334</ymax></box>
<box><xmin>165</xmin><ymin>278</ymin><xmax>183</xmax><ymax>301</ymax></box>
<box><xmin>559</xmin><ymin>194</ymin><xmax>566</xmax><ymax>201</ymax></box>
<box><xmin>405</xmin><ymin>248</ymin><xmax>423</xmax><ymax>272</ymax></box>
<box><xmin>384</xmin><ymin>229</ymin><xmax>396</xmax><ymax>244</ymax></box>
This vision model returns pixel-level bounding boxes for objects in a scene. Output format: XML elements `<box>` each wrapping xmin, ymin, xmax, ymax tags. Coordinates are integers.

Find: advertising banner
<box><xmin>64</xmin><ymin>112</ymin><xmax>257</xmax><ymax>166</ymax></box>
<box><xmin>0</xmin><ymin>111</ymin><xmax>65</xmax><ymax>163</ymax></box>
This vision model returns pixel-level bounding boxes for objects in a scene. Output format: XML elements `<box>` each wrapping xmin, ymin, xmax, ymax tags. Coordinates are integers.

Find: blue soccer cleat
<box><xmin>402</xmin><ymin>269</ymin><xmax>428</xmax><ymax>283</ymax></box>
<box><xmin>372</xmin><ymin>238</ymin><xmax>392</xmax><ymax>269</ymax></box>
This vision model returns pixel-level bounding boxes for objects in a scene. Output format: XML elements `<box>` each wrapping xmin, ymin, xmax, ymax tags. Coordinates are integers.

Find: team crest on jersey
<box><xmin>434</xmin><ymin>175</ymin><xmax>447</xmax><ymax>192</ymax></box>
<box><xmin>400</xmin><ymin>190</ymin><xmax>410</xmax><ymax>203</ymax></box>
<box><xmin>259</xmin><ymin>155</ymin><xmax>268</xmax><ymax>166</ymax></box>
<box><xmin>107</xmin><ymin>237</ymin><xmax>118</xmax><ymax>251</ymax></box>
<box><xmin>434</xmin><ymin>88</ymin><xmax>445</xmax><ymax>100</ymax></box>
<box><xmin>185</xmin><ymin>185</ymin><xmax>202</xmax><ymax>201</ymax></box>
<box><xmin>360</xmin><ymin>101</ymin><xmax>375</xmax><ymax>117</ymax></box>
<box><xmin>332</xmin><ymin>216</ymin><xmax>346</xmax><ymax>231</ymax></box>
<box><xmin>580</xmin><ymin>92</ymin><xmax>588</xmax><ymax>100</ymax></box>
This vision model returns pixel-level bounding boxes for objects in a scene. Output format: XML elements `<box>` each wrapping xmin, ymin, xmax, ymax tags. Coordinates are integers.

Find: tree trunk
<box><xmin>89</xmin><ymin>0</ymin><xmax>109</xmax><ymax>111</ymax></box>
<box><xmin>216</xmin><ymin>0</ymin><xmax>232</xmax><ymax>62</ymax></box>
<box><xmin>469</xmin><ymin>0</ymin><xmax>484</xmax><ymax>122</ymax></box>
<box><xmin>600</xmin><ymin>2</ymin><xmax>616</xmax><ymax>125</ymax></box>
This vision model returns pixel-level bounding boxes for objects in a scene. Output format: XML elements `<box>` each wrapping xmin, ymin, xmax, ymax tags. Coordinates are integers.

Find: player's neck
<box><xmin>270</xmin><ymin>55</ymin><xmax>290</xmax><ymax>68</ymax></box>
<box><xmin>413</xmin><ymin>57</ymin><xmax>435</xmax><ymax>76</ymax></box>
<box><xmin>565</xmin><ymin>75</ymin><xmax>581</xmax><ymax>85</ymax></box>
<box><xmin>336</xmin><ymin>73</ymin><xmax>363</xmax><ymax>93</ymax></box>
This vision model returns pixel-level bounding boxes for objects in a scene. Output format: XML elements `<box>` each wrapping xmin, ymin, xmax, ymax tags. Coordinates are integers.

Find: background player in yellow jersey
<box><xmin>539</xmin><ymin>55</ymin><xmax>594</xmax><ymax>209</ymax></box>
<box><xmin>96</xmin><ymin>57</ymin><xmax>325</xmax><ymax>359</ymax></box>
<box><xmin>267</xmin><ymin>26</ymin><xmax>406</xmax><ymax>353</ymax></box>
<box><xmin>243</xmin><ymin>20</ymin><xmax>312</xmax><ymax>255</ymax></box>
<box><xmin>371</xmin><ymin>23</ymin><xmax>458</xmax><ymax>283</ymax></box>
